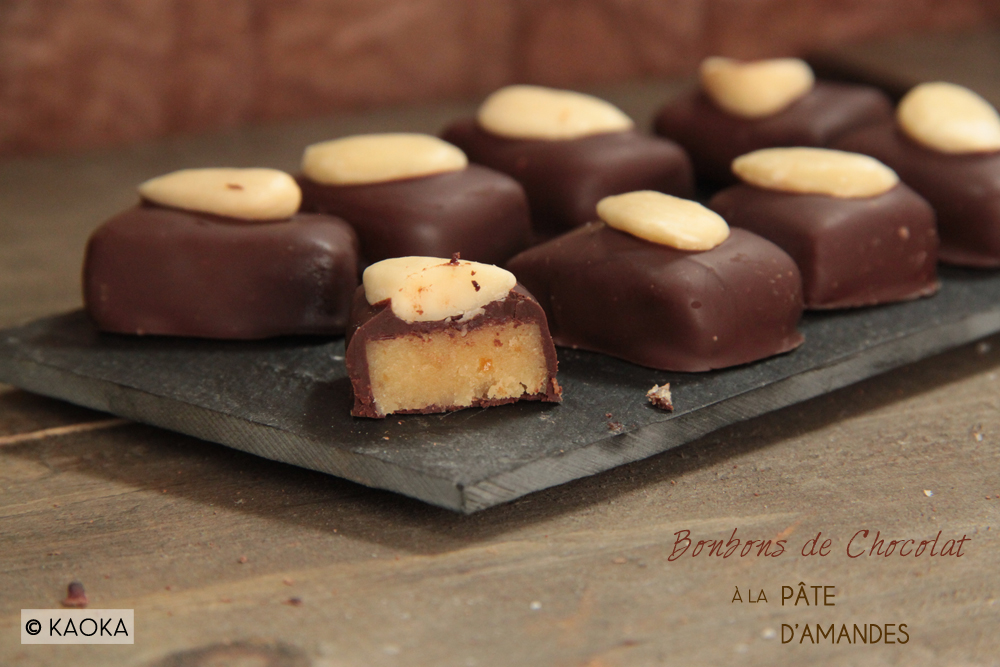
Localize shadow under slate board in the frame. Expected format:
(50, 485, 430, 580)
(0, 267, 998, 513)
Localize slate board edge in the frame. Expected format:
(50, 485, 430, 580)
(0, 355, 465, 511)
(1, 307, 998, 514)
(463, 305, 1000, 511)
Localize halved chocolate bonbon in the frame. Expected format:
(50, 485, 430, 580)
(346, 256, 561, 418)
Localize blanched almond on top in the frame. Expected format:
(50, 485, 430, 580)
(302, 134, 468, 186)
(138, 168, 301, 221)
(363, 256, 517, 324)
(477, 85, 634, 141)
(700, 57, 814, 119)
(732, 147, 899, 199)
(597, 191, 730, 252)
(897, 82, 1000, 154)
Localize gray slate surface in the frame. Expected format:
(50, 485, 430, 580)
(0, 266, 999, 512)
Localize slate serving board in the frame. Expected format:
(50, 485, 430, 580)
(1, 266, 999, 513)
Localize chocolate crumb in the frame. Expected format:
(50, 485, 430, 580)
(61, 581, 88, 608)
(472, 280, 481, 291)
(450, 252, 461, 265)
(285, 597, 303, 607)
(646, 383, 674, 411)
(225, 183, 244, 191)
(551, 378, 563, 398)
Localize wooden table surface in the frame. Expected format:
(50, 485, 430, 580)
(2, 34, 999, 667)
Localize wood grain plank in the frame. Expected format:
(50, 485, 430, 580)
(1, 336, 999, 665)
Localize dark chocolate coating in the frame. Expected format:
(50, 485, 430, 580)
(654, 82, 893, 186)
(833, 121, 1000, 268)
(84, 205, 359, 339)
(298, 164, 531, 267)
(346, 284, 562, 418)
(709, 184, 939, 309)
(507, 225, 804, 372)
(441, 120, 695, 234)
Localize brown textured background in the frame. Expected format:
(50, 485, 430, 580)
(2, 0, 1000, 156)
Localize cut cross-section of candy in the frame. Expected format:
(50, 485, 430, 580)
(346, 257, 561, 418)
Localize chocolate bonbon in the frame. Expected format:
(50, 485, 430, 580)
(346, 256, 561, 418)
(442, 86, 694, 234)
(507, 193, 804, 372)
(833, 83, 1000, 267)
(654, 58, 893, 186)
(710, 148, 938, 309)
(84, 168, 359, 339)
(298, 133, 531, 266)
